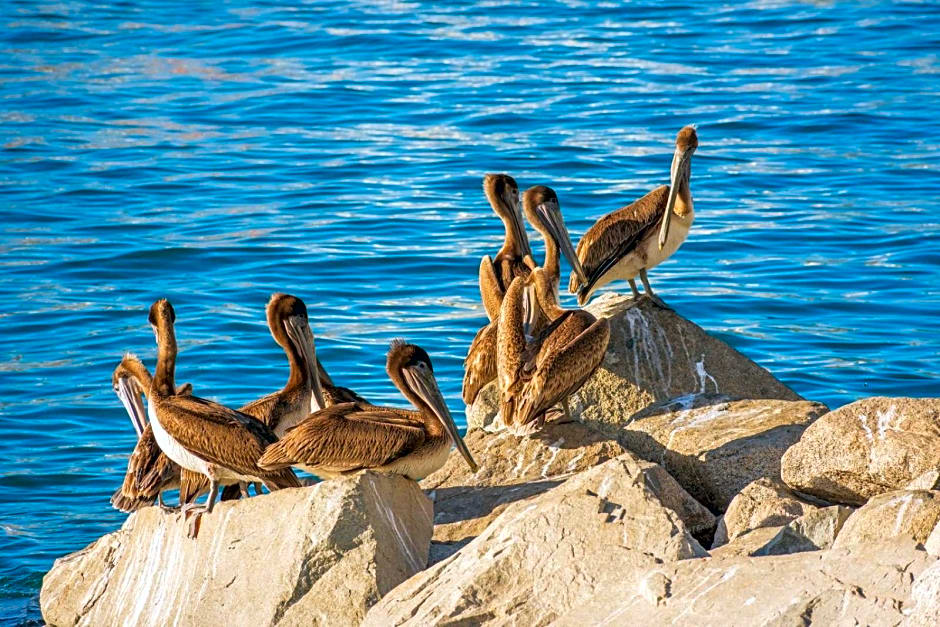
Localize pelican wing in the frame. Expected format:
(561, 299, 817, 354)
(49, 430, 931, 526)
(258, 403, 426, 472)
(463, 321, 497, 405)
(238, 392, 280, 427)
(323, 383, 370, 407)
(571, 185, 669, 294)
(155, 394, 280, 478)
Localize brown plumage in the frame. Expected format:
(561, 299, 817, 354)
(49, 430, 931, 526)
(110, 354, 209, 513)
(478, 173, 536, 321)
(498, 272, 610, 430)
(569, 126, 698, 307)
(315, 355, 370, 407)
(237, 293, 325, 437)
(146, 299, 300, 536)
(463, 184, 586, 407)
(260, 340, 477, 480)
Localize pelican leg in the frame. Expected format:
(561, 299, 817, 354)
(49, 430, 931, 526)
(239, 482, 250, 499)
(561, 398, 575, 423)
(184, 479, 220, 539)
(639, 269, 671, 310)
(629, 279, 641, 301)
(254, 482, 264, 496)
(157, 492, 178, 513)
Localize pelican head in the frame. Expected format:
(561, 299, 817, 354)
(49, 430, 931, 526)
(388, 340, 478, 473)
(483, 173, 531, 258)
(112, 354, 150, 437)
(523, 185, 587, 288)
(267, 293, 326, 412)
(148, 298, 176, 337)
(659, 125, 698, 250)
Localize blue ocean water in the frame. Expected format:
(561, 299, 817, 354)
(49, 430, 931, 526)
(1, 0, 939, 621)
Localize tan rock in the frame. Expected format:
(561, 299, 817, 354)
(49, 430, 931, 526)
(754, 505, 854, 556)
(833, 489, 940, 549)
(926, 521, 940, 556)
(712, 477, 819, 547)
(41, 473, 432, 627)
(782, 396, 940, 505)
(467, 295, 802, 434)
(424, 421, 713, 564)
(907, 468, 940, 490)
(905, 560, 940, 626)
(621, 395, 827, 512)
(708, 526, 784, 558)
(365, 455, 706, 626)
(558, 540, 938, 627)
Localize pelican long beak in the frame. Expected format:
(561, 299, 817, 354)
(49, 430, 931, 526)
(536, 200, 587, 288)
(284, 316, 326, 412)
(505, 193, 532, 259)
(659, 148, 687, 250)
(403, 366, 478, 473)
(115, 377, 147, 438)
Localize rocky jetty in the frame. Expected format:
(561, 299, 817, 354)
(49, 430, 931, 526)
(41, 299, 940, 626)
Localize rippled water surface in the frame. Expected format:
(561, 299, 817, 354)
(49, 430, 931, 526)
(2, 0, 940, 621)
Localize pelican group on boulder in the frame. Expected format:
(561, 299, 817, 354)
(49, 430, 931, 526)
(105, 125, 698, 542)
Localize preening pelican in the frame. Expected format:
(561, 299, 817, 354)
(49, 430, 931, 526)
(498, 272, 609, 431)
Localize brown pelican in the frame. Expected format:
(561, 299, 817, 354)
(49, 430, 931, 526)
(146, 299, 300, 536)
(498, 272, 610, 431)
(237, 293, 325, 437)
(568, 125, 698, 307)
(478, 173, 536, 321)
(462, 185, 586, 407)
(110, 354, 207, 513)
(259, 340, 477, 480)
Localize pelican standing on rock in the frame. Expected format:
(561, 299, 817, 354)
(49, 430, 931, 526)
(478, 173, 535, 321)
(462, 185, 586, 406)
(569, 125, 698, 307)
(498, 271, 610, 431)
(110, 354, 207, 513)
(145, 299, 300, 536)
(259, 340, 477, 480)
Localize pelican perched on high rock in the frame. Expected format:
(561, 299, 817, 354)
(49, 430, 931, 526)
(110, 354, 207, 513)
(462, 185, 586, 406)
(146, 299, 300, 537)
(478, 173, 535, 321)
(259, 340, 477, 480)
(569, 125, 698, 307)
(498, 271, 610, 431)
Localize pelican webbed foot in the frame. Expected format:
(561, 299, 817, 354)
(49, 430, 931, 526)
(181, 478, 220, 539)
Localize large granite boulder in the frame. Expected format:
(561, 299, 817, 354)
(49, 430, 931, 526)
(364, 454, 706, 626)
(782, 397, 940, 505)
(424, 422, 715, 563)
(621, 395, 827, 512)
(40, 473, 432, 627)
(557, 540, 938, 626)
(833, 489, 940, 549)
(467, 294, 803, 434)
(712, 477, 821, 547)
